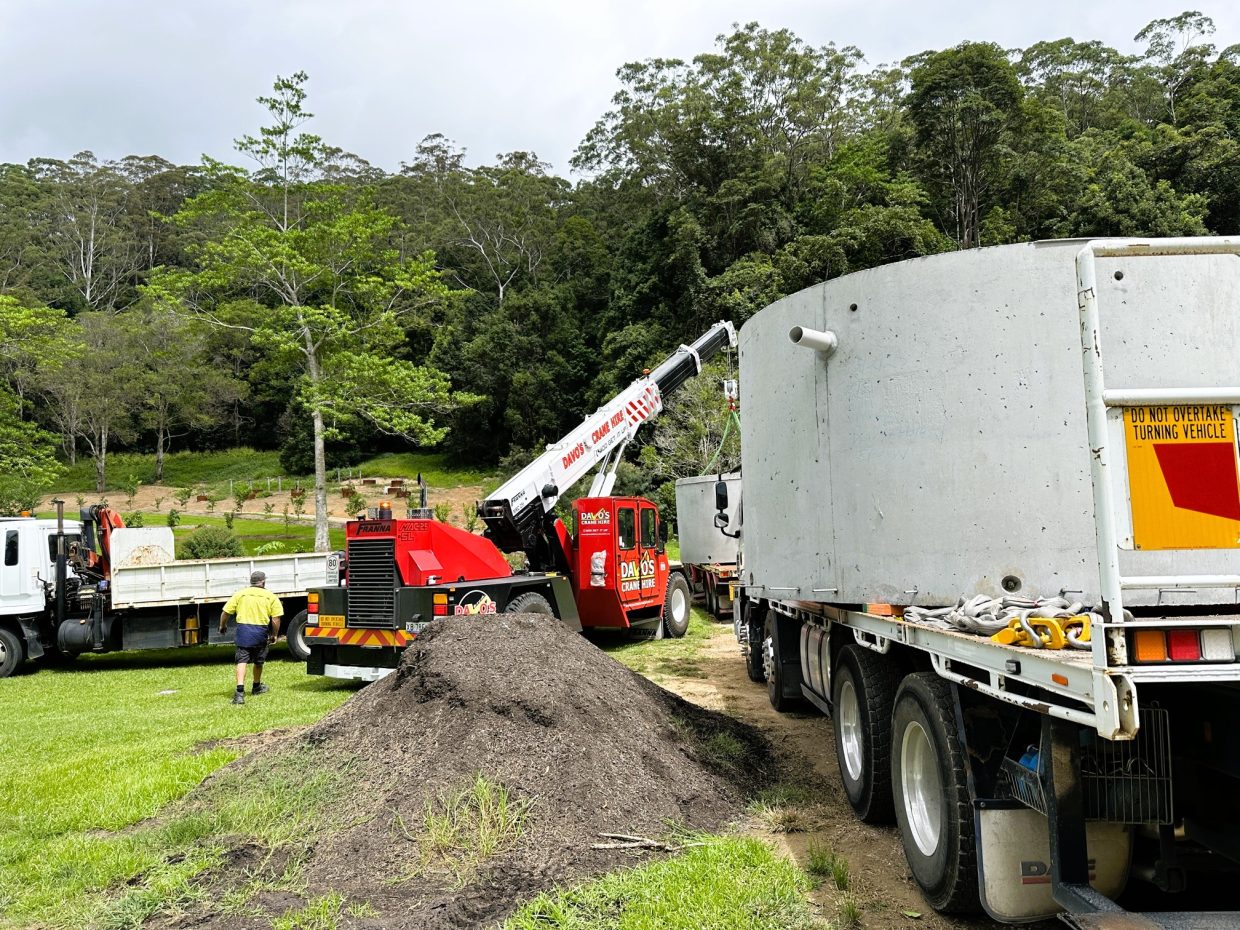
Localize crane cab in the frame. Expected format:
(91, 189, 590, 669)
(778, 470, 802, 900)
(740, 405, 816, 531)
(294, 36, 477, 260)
(567, 496, 671, 630)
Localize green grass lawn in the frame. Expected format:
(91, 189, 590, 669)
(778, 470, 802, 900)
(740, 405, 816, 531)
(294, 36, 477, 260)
(504, 834, 822, 930)
(594, 606, 716, 681)
(52, 448, 493, 495)
(0, 646, 360, 928)
(355, 451, 495, 487)
(172, 515, 347, 556)
(57, 449, 286, 493)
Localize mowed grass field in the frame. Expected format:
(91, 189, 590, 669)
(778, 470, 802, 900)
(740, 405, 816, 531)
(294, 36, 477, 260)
(53, 449, 495, 495)
(0, 610, 823, 929)
(0, 646, 360, 927)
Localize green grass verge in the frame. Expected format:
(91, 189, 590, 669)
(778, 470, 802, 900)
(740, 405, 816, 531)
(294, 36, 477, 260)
(172, 515, 346, 556)
(356, 451, 495, 487)
(0, 646, 360, 927)
(55, 449, 286, 493)
(596, 607, 715, 680)
(502, 834, 821, 930)
(51, 448, 491, 496)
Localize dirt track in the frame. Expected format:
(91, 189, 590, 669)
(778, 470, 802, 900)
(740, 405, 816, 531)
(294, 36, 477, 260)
(655, 621, 996, 930)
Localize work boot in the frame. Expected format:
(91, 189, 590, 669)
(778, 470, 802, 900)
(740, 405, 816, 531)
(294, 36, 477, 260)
(252, 683, 270, 696)
(231, 690, 245, 705)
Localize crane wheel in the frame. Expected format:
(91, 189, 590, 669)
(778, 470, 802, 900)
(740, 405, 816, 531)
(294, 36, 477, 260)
(504, 592, 555, 615)
(661, 573, 691, 638)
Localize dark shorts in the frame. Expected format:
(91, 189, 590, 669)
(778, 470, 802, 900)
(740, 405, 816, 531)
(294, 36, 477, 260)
(235, 641, 269, 665)
(234, 624, 270, 665)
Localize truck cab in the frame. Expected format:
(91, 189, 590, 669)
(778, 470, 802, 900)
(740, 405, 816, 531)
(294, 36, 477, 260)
(568, 496, 686, 634)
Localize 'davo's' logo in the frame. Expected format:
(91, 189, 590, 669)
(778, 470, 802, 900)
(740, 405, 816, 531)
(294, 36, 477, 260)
(454, 591, 497, 615)
(580, 508, 610, 526)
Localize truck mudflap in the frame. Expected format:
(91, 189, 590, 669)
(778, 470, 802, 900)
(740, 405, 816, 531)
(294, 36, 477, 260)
(975, 804, 1130, 922)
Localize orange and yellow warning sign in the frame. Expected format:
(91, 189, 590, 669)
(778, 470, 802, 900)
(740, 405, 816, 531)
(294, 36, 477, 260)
(1124, 405, 1240, 549)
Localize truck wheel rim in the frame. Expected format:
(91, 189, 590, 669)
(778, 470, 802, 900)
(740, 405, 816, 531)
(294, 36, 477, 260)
(900, 720, 943, 856)
(762, 636, 776, 680)
(839, 678, 863, 782)
(670, 586, 688, 624)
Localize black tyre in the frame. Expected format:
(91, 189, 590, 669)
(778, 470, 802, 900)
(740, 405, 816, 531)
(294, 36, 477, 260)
(833, 645, 899, 824)
(764, 612, 803, 712)
(661, 573, 691, 638)
(743, 605, 766, 683)
(704, 575, 718, 618)
(890, 673, 979, 914)
(0, 627, 24, 678)
(286, 610, 311, 661)
(505, 591, 555, 615)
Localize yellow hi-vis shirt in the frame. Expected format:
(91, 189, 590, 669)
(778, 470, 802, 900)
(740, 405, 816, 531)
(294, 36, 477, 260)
(223, 586, 284, 626)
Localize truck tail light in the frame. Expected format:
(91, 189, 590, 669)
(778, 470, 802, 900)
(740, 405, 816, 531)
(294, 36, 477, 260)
(1131, 628, 1235, 663)
(1133, 630, 1167, 663)
(308, 592, 319, 615)
(433, 593, 448, 616)
(1166, 630, 1201, 661)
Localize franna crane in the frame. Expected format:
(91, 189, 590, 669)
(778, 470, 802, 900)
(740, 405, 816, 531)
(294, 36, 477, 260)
(301, 321, 737, 681)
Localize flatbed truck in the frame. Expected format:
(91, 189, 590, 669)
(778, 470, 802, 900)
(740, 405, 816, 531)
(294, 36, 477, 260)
(710, 238, 1240, 927)
(0, 504, 332, 676)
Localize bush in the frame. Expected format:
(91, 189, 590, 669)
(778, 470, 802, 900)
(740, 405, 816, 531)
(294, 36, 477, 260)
(123, 512, 145, 528)
(166, 509, 181, 528)
(180, 526, 244, 560)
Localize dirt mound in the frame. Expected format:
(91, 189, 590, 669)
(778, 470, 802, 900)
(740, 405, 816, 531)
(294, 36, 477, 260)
(192, 614, 774, 929)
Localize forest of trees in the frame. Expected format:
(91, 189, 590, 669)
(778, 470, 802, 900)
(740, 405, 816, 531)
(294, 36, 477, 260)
(2, 12, 1237, 532)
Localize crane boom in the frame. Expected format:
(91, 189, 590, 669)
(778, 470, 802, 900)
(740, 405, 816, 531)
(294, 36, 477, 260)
(480, 321, 737, 561)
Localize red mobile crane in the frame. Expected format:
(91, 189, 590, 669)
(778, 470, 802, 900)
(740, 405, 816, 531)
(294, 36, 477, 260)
(303, 322, 737, 681)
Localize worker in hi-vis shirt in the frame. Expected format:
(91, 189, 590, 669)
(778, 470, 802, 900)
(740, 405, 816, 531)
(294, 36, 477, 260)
(219, 570, 284, 705)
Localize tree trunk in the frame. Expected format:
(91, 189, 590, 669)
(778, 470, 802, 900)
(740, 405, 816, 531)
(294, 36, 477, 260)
(155, 428, 166, 483)
(94, 430, 108, 493)
(312, 407, 329, 552)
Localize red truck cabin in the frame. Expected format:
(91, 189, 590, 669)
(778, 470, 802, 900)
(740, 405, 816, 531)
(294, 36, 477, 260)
(570, 496, 669, 629)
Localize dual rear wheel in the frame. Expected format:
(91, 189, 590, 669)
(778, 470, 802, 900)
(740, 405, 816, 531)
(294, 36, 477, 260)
(828, 650, 979, 913)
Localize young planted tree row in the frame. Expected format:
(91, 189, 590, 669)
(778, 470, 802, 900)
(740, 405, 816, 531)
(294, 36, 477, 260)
(1, 12, 1236, 542)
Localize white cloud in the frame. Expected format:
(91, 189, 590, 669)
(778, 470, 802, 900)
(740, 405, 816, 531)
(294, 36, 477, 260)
(0, 0, 1235, 174)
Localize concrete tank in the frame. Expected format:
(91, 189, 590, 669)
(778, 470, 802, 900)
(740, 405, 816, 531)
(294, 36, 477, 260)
(738, 239, 1240, 608)
(675, 473, 741, 565)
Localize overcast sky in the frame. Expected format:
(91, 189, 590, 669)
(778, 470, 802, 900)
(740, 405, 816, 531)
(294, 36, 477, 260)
(2, 0, 1237, 176)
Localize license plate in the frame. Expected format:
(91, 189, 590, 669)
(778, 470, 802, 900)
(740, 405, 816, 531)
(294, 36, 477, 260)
(316, 614, 345, 629)
(406, 621, 429, 634)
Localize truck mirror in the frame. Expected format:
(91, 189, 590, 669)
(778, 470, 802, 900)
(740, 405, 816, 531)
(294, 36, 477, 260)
(714, 512, 730, 529)
(659, 521, 670, 543)
(714, 480, 729, 511)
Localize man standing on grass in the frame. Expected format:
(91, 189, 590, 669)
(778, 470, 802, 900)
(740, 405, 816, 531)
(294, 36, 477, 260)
(219, 570, 284, 705)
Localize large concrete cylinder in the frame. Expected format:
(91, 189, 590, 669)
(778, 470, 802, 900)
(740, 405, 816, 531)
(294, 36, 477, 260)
(738, 240, 1240, 608)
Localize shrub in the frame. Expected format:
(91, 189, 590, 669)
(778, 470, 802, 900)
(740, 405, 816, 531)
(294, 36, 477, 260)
(232, 482, 251, 512)
(173, 487, 193, 507)
(347, 492, 367, 515)
(123, 512, 145, 528)
(433, 502, 452, 523)
(166, 509, 181, 528)
(462, 502, 479, 533)
(180, 526, 244, 559)
(224, 510, 236, 530)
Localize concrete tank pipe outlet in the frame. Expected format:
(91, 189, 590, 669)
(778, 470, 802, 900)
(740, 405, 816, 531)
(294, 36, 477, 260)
(789, 325, 839, 357)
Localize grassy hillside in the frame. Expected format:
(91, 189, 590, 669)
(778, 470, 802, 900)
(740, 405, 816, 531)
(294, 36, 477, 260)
(52, 449, 494, 494)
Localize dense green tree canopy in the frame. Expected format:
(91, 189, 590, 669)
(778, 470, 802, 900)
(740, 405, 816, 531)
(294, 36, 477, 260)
(1, 11, 1238, 517)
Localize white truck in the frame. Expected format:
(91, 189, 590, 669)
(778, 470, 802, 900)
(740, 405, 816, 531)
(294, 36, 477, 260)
(675, 472, 741, 620)
(0, 503, 333, 677)
(707, 238, 1240, 926)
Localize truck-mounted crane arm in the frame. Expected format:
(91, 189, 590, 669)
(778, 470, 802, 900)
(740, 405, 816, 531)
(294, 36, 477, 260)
(480, 321, 736, 566)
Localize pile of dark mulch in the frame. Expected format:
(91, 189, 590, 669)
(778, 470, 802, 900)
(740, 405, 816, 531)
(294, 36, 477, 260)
(176, 614, 775, 930)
